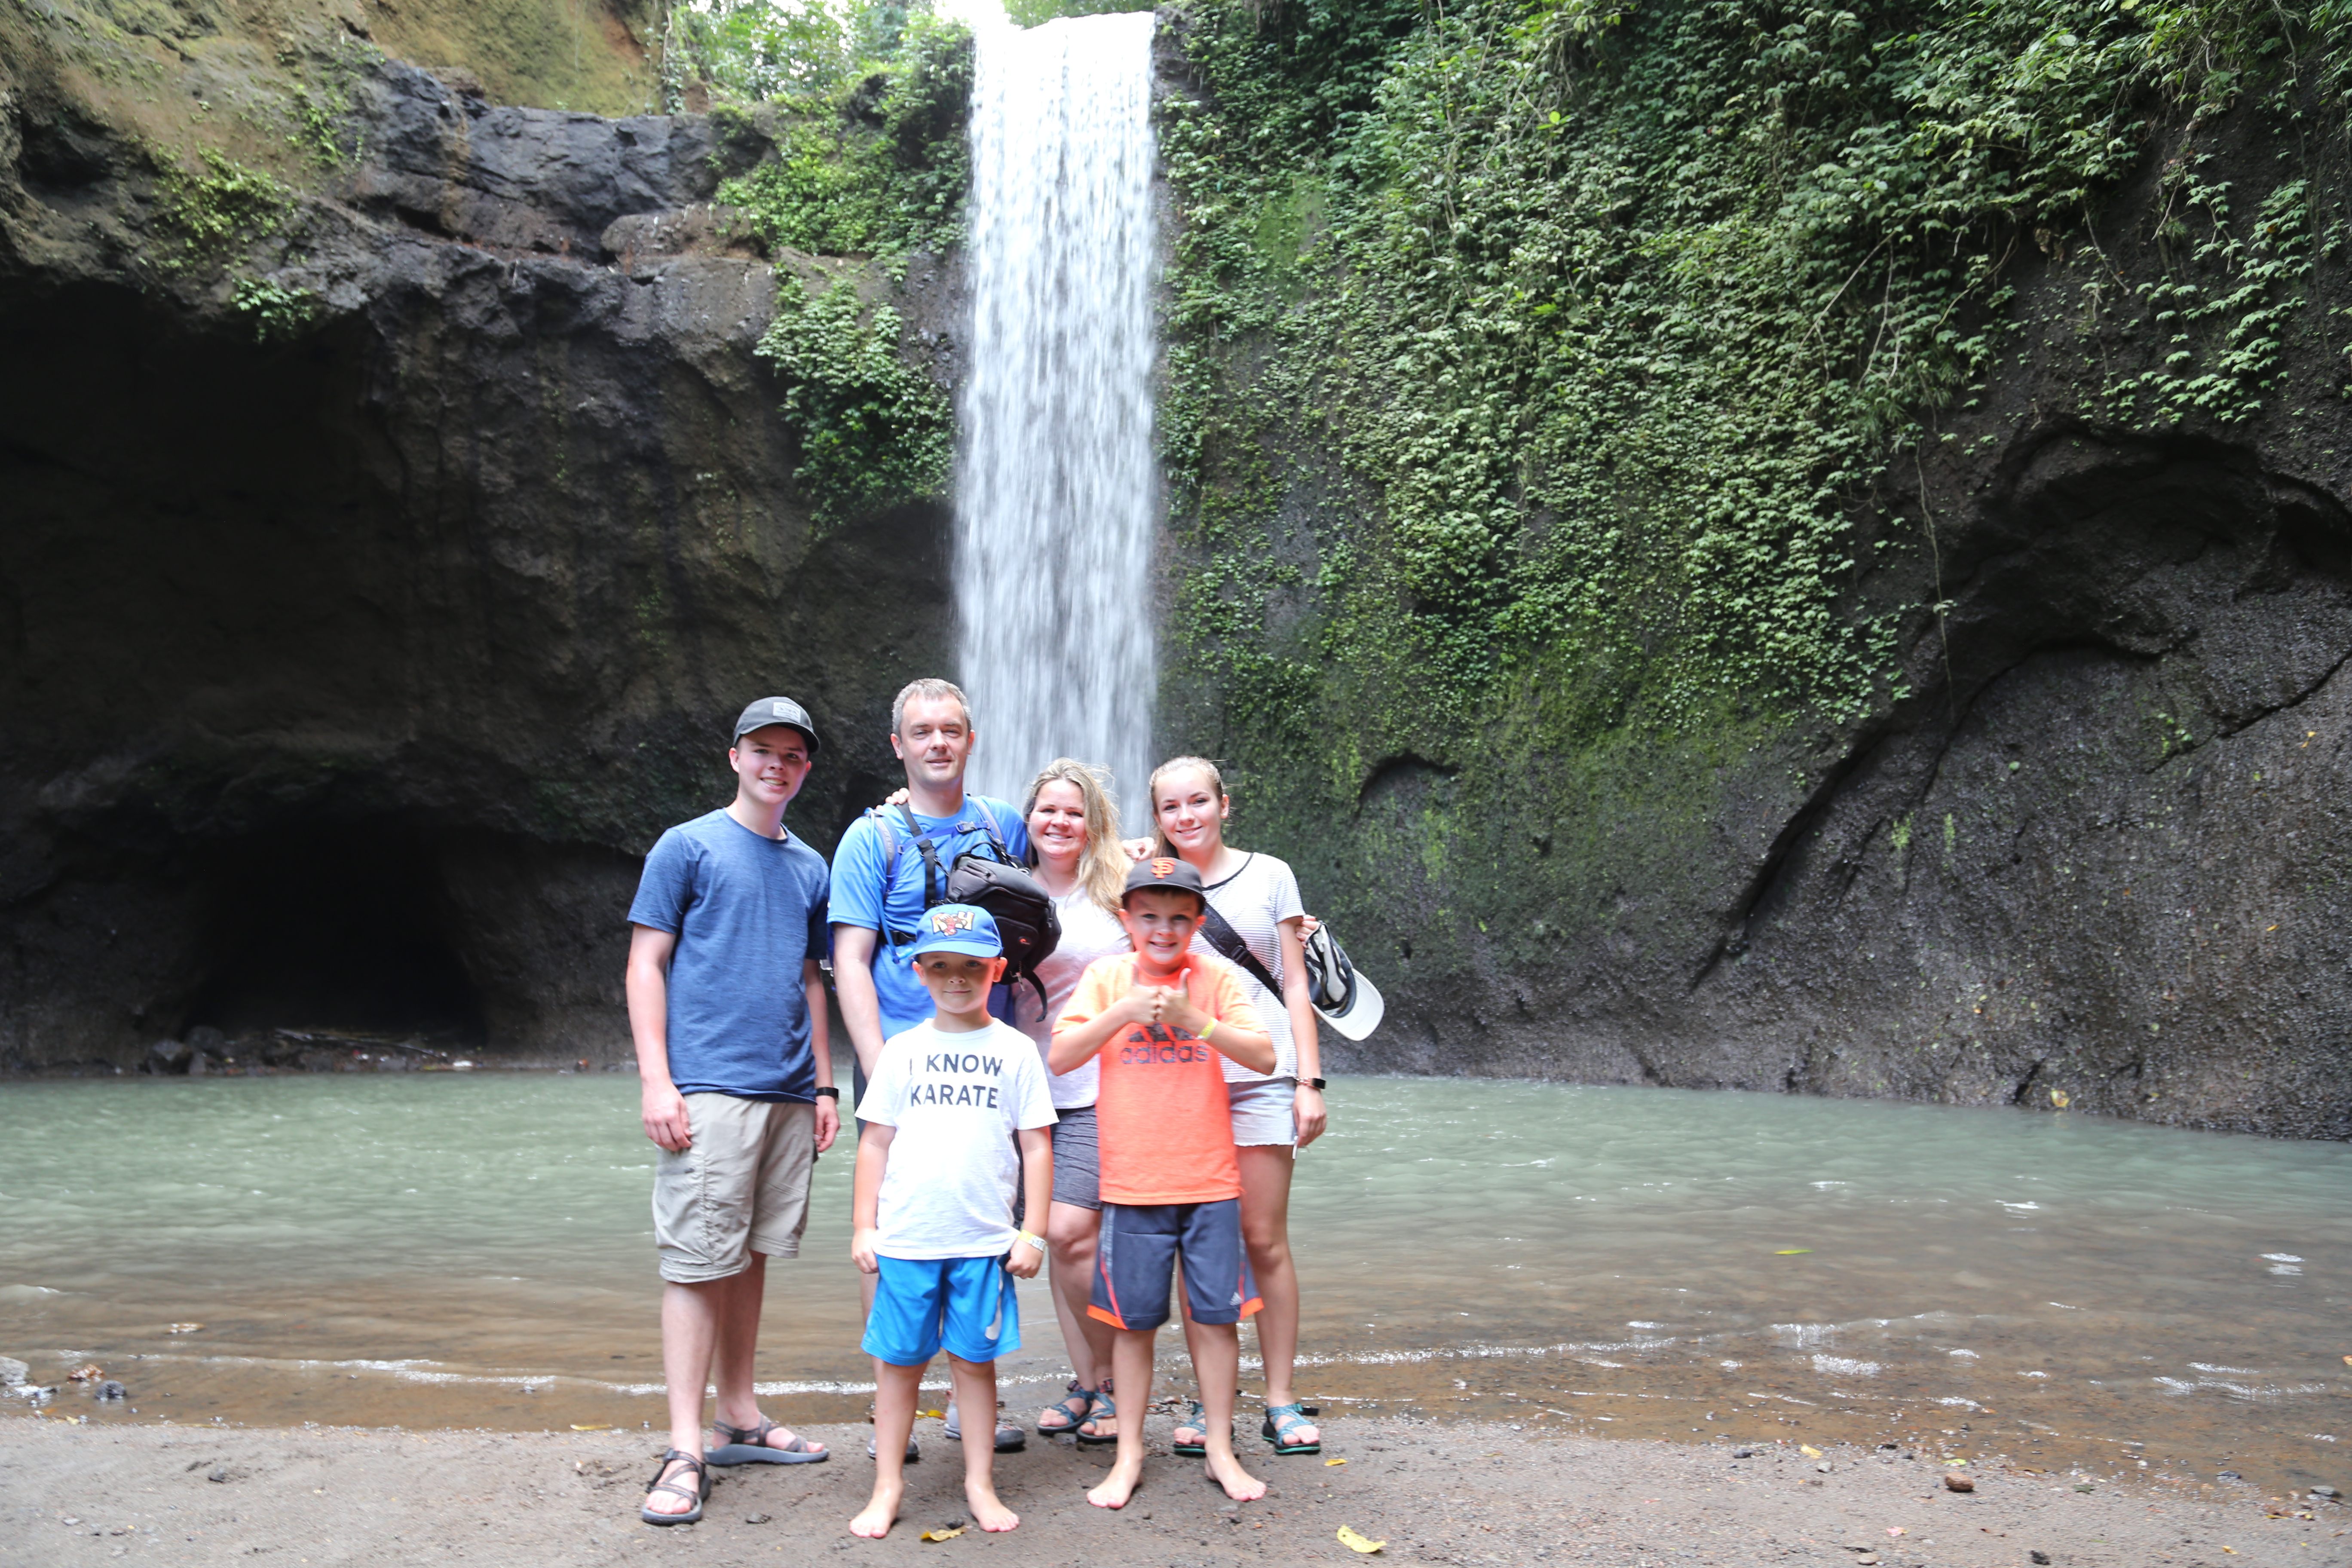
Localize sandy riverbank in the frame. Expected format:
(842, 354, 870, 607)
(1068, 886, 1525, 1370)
(2, 1413, 2338, 1568)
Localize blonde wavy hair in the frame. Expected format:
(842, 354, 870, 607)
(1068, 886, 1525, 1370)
(1146, 755, 1227, 858)
(1022, 758, 1127, 913)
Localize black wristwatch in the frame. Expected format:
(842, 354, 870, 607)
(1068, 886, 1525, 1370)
(1295, 1076, 1327, 1091)
(813, 1086, 840, 1099)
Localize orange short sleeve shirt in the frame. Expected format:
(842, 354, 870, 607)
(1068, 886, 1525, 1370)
(1054, 954, 1266, 1206)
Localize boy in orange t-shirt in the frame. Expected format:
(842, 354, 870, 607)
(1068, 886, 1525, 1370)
(1050, 855, 1277, 1510)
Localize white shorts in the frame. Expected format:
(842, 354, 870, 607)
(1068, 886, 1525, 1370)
(1226, 1076, 1296, 1148)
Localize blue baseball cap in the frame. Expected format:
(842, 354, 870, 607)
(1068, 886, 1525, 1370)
(906, 903, 1003, 962)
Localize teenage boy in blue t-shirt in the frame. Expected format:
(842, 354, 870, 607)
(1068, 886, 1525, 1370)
(830, 677, 1030, 1454)
(625, 697, 840, 1528)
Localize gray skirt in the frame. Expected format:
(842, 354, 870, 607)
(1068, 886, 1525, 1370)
(1049, 1104, 1101, 1211)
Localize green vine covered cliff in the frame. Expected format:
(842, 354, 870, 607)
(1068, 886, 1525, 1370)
(1162, 0, 2345, 735)
(1148, 0, 2352, 1132)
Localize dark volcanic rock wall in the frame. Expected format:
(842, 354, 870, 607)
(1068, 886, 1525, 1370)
(0, 32, 959, 1066)
(1386, 429, 2352, 1139)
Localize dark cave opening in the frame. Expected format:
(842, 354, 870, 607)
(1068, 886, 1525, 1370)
(185, 822, 487, 1044)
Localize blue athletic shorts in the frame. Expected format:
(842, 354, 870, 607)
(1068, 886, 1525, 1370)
(1087, 1198, 1262, 1332)
(863, 1254, 1021, 1367)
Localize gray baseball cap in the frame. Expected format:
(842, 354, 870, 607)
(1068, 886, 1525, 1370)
(732, 697, 820, 755)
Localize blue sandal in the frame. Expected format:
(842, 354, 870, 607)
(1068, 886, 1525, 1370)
(1172, 1400, 1211, 1458)
(1262, 1401, 1322, 1455)
(1038, 1381, 1098, 1435)
(1075, 1384, 1119, 1446)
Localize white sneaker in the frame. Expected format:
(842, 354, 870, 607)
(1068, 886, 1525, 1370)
(943, 1398, 1026, 1452)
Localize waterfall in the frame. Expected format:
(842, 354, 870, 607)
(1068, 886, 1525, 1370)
(956, 9, 1159, 816)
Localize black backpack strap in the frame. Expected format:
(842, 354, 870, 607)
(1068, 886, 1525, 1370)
(874, 802, 944, 951)
(897, 800, 947, 910)
(968, 797, 1019, 865)
(1197, 899, 1283, 1001)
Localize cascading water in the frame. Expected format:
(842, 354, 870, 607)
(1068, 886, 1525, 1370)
(956, 10, 1159, 812)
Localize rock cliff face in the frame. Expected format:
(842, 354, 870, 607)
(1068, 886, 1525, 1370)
(0, 6, 963, 1064)
(1317, 423, 2352, 1139)
(5, 3, 2346, 1139)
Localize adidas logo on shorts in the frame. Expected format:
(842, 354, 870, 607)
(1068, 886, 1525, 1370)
(1230, 1291, 1243, 1307)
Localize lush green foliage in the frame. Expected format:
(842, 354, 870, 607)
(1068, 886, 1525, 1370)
(232, 278, 322, 343)
(1161, 0, 2337, 753)
(712, 13, 973, 256)
(664, 0, 928, 104)
(1003, 0, 1154, 24)
(154, 149, 293, 269)
(677, 3, 969, 524)
(752, 277, 954, 525)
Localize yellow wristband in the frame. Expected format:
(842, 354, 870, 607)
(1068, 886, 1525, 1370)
(1014, 1231, 1044, 1251)
(1197, 1019, 1217, 1043)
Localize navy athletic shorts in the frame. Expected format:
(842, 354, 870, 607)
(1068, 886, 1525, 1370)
(1087, 1197, 1262, 1332)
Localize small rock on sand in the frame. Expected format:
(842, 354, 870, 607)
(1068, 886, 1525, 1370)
(0, 1358, 26, 1387)
(1944, 1472, 1975, 1493)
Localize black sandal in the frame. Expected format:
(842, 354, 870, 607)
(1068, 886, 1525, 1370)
(640, 1449, 709, 1526)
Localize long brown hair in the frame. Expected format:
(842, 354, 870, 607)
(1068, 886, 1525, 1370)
(1022, 758, 1126, 913)
(1146, 755, 1227, 859)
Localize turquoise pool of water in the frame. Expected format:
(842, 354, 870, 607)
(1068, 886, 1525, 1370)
(1, 1074, 2343, 1488)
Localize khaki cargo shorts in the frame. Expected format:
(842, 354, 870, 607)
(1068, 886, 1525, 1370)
(651, 1094, 816, 1284)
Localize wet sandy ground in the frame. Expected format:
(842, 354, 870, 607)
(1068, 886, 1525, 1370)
(2, 1412, 2342, 1568)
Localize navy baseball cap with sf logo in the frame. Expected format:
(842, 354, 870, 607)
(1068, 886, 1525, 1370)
(1121, 855, 1206, 906)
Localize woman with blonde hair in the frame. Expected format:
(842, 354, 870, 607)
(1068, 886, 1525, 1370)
(1146, 755, 1326, 1458)
(1013, 758, 1135, 1445)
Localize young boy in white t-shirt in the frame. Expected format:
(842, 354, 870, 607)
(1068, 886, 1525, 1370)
(851, 903, 1056, 1538)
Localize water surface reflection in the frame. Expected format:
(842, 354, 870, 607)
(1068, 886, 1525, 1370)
(2, 1074, 2342, 1488)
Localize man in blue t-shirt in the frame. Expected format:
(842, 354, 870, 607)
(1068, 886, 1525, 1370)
(625, 697, 839, 1525)
(830, 675, 1029, 1455)
(829, 677, 1031, 1062)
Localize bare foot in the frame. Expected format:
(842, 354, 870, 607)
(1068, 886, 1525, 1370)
(1204, 1450, 1266, 1502)
(850, 1478, 903, 1539)
(1087, 1454, 1144, 1510)
(966, 1478, 1020, 1532)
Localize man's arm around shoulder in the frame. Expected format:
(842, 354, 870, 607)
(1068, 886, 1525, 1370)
(832, 925, 887, 1078)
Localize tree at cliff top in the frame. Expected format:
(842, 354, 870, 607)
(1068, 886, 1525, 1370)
(1160, 0, 2352, 769)
(662, 2, 973, 525)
